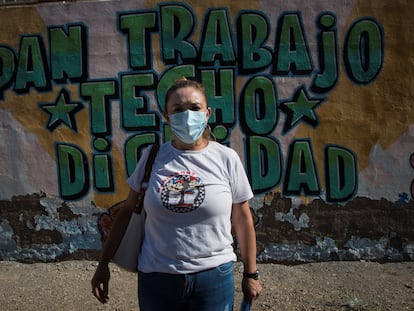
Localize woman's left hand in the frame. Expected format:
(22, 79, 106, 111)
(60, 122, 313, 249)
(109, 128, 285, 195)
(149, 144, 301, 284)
(242, 277, 262, 303)
(91, 262, 111, 304)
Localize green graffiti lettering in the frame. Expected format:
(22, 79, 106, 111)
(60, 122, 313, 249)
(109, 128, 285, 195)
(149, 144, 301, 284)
(344, 18, 384, 84)
(157, 64, 196, 112)
(0, 7, 377, 203)
(273, 12, 312, 75)
(50, 24, 87, 82)
(311, 13, 338, 93)
(200, 69, 235, 125)
(120, 73, 158, 130)
(93, 154, 114, 192)
(15, 35, 49, 93)
(247, 136, 282, 193)
(81, 80, 118, 135)
(0, 46, 16, 100)
(119, 11, 157, 69)
(56, 143, 89, 200)
(240, 75, 278, 135)
(284, 139, 321, 195)
(237, 11, 272, 73)
(159, 3, 197, 64)
(199, 9, 235, 65)
(325, 145, 358, 202)
(124, 132, 158, 176)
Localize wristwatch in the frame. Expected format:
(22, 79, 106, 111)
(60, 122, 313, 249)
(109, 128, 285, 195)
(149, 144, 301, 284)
(243, 270, 259, 280)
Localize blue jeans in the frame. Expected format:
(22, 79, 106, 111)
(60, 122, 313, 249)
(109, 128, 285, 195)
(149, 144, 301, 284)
(138, 261, 235, 311)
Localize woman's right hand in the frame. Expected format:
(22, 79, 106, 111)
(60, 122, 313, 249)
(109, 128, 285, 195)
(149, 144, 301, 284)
(91, 262, 111, 304)
(91, 190, 138, 304)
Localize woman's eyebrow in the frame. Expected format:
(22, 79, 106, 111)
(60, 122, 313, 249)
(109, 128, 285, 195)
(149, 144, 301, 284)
(170, 101, 203, 107)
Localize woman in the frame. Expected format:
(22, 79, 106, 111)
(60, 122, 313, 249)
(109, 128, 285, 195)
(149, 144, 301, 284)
(91, 78, 262, 310)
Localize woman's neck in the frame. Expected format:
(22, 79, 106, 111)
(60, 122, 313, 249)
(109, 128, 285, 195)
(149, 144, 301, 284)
(172, 138, 209, 150)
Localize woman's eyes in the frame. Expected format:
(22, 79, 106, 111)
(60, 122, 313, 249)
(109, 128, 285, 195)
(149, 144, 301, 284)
(173, 106, 201, 113)
(172, 108, 185, 113)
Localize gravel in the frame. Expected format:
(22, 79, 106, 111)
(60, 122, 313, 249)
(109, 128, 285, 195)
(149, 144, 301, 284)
(0, 260, 413, 310)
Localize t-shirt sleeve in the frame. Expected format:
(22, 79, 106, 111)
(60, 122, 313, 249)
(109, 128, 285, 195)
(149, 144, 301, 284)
(126, 145, 152, 192)
(228, 148, 254, 203)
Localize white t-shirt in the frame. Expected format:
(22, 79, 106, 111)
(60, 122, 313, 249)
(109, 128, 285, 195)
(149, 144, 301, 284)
(127, 141, 254, 274)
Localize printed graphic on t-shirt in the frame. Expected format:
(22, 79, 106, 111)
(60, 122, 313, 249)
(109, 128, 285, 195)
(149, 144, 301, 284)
(160, 172, 205, 213)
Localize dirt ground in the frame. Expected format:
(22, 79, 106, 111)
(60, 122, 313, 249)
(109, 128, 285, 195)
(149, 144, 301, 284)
(0, 260, 413, 311)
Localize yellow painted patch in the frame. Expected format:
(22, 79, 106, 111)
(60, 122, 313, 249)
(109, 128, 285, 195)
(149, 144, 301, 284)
(295, 1, 414, 183)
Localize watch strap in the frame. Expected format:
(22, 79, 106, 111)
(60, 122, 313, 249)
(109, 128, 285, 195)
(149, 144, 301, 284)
(243, 270, 259, 280)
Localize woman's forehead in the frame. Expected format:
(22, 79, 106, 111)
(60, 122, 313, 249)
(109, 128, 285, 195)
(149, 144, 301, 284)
(167, 87, 207, 106)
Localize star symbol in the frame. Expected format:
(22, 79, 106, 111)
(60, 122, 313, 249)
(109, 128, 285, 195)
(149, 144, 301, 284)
(39, 88, 83, 132)
(279, 87, 324, 134)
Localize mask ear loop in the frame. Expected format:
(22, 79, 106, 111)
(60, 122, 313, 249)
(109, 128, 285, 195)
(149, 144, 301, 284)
(207, 124, 217, 141)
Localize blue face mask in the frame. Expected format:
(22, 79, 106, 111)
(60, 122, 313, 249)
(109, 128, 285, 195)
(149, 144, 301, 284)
(169, 110, 207, 144)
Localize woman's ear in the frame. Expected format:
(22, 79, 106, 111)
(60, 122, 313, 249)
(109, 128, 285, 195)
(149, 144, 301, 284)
(163, 111, 170, 123)
(206, 107, 212, 120)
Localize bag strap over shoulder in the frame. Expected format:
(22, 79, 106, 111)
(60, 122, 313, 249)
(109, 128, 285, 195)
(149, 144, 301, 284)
(141, 144, 159, 190)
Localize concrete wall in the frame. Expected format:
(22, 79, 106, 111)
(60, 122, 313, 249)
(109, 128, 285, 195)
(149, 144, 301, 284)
(0, 0, 413, 263)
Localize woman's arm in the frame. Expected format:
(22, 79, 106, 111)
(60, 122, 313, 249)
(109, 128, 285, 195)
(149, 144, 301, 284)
(232, 200, 262, 303)
(91, 189, 140, 304)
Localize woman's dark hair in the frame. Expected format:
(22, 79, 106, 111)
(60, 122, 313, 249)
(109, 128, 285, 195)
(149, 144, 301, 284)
(164, 78, 208, 113)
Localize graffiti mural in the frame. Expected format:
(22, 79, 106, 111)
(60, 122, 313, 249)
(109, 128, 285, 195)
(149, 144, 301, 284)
(0, 0, 413, 263)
